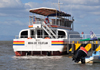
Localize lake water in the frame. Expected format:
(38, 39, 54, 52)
(0, 41, 100, 70)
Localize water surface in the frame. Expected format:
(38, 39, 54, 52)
(0, 41, 100, 70)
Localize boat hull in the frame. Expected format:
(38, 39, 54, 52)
(13, 39, 70, 56)
(14, 51, 67, 56)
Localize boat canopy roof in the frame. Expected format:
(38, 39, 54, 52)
(29, 7, 71, 17)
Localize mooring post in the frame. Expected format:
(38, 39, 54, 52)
(51, 51, 53, 55)
(26, 52, 27, 56)
(40, 51, 42, 55)
(92, 42, 93, 51)
(31, 51, 33, 56)
(21, 51, 22, 56)
(71, 41, 75, 54)
(67, 43, 69, 53)
(95, 41, 98, 51)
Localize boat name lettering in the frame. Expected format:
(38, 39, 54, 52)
(38, 42, 48, 44)
(28, 42, 33, 44)
(28, 42, 48, 44)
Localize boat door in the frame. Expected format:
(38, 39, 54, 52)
(35, 29, 43, 49)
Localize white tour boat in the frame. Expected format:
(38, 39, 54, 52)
(13, 7, 81, 56)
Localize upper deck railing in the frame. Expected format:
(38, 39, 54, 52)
(29, 16, 74, 29)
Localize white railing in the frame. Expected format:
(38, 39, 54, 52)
(68, 34, 100, 43)
(42, 22, 56, 38)
(68, 34, 82, 43)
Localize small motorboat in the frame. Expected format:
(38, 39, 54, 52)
(72, 47, 88, 64)
(84, 51, 100, 63)
(73, 48, 100, 64)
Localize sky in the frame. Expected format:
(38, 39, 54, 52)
(0, 0, 100, 40)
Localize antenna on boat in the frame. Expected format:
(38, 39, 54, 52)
(53, 0, 63, 11)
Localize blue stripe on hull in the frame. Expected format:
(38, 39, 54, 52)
(13, 44, 24, 46)
(52, 44, 64, 45)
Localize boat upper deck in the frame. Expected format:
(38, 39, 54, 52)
(29, 7, 74, 30)
(14, 7, 81, 40)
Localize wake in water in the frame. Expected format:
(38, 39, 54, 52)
(12, 56, 62, 60)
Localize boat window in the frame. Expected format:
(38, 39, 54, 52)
(21, 31, 28, 38)
(68, 32, 80, 38)
(31, 30, 35, 38)
(37, 29, 48, 38)
(58, 31, 66, 38)
(37, 30, 43, 38)
(52, 19, 72, 27)
(44, 30, 48, 38)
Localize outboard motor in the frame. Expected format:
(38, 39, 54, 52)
(72, 47, 88, 64)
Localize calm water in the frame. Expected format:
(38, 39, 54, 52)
(0, 41, 100, 70)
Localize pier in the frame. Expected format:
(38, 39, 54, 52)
(66, 41, 100, 56)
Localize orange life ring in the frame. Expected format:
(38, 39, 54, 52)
(45, 37, 50, 39)
(44, 18, 49, 24)
(27, 37, 32, 39)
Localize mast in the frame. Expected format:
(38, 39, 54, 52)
(58, 0, 60, 11)
(53, 0, 63, 11)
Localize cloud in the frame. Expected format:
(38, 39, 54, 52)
(0, 0, 24, 8)
(62, 0, 100, 5)
(0, 0, 30, 17)
(0, 19, 27, 25)
(25, 1, 54, 9)
(90, 12, 100, 15)
(25, 2, 39, 8)
(81, 25, 88, 27)
(24, 0, 100, 19)
(0, 0, 100, 18)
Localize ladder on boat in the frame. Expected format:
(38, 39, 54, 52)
(42, 22, 56, 38)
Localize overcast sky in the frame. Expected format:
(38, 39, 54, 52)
(0, 0, 100, 40)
